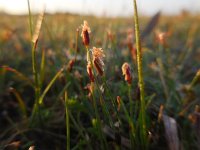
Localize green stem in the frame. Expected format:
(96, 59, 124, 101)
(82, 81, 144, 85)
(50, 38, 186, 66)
(27, 4, 41, 125)
(102, 76, 121, 124)
(120, 97, 135, 148)
(75, 29, 79, 62)
(91, 57, 115, 128)
(86, 48, 108, 150)
(31, 42, 40, 99)
(156, 57, 169, 100)
(128, 84, 133, 119)
(65, 92, 70, 150)
(94, 72, 115, 129)
(27, 0, 33, 37)
(39, 68, 64, 105)
(69, 112, 93, 150)
(189, 70, 200, 90)
(133, 0, 147, 148)
(157, 44, 169, 100)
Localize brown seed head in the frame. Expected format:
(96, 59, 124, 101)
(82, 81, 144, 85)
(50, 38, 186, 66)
(87, 63, 94, 82)
(32, 11, 44, 44)
(92, 47, 105, 76)
(81, 20, 91, 47)
(122, 62, 132, 84)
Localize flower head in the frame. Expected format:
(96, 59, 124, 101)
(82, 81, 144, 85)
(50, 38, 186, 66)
(81, 20, 91, 47)
(122, 62, 132, 84)
(87, 62, 94, 82)
(92, 47, 105, 76)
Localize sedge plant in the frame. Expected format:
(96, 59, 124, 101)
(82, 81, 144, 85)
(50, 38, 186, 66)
(81, 21, 108, 149)
(27, 1, 64, 126)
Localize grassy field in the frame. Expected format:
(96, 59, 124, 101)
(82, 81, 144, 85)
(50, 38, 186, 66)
(0, 5, 200, 150)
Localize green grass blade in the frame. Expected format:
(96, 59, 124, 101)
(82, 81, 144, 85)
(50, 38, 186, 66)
(39, 68, 64, 105)
(40, 48, 46, 88)
(133, 0, 148, 148)
(27, 0, 33, 38)
(65, 91, 70, 150)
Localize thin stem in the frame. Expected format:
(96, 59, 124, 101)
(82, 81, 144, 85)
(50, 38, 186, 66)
(40, 48, 46, 88)
(87, 49, 115, 128)
(39, 68, 64, 105)
(102, 76, 121, 124)
(133, 0, 147, 148)
(65, 92, 70, 150)
(86, 48, 108, 150)
(157, 44, 169, 100)
(27, 0, 33, 37)
(128, 84, 133, 119)
(90, 55, 115, 128)
(156, 57, 169, 100)
(69, 112, 93, 150)
(120, 97, 135, 148)
(91, 82, 108, 150)
(189, 70, 200, 90)
(75, 29, 79, 62)
(27, 3, 42, 125)
(30, 41, 41, 125)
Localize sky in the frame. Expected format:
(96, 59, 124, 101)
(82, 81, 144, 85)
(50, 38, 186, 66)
(0, 0, 199, 17)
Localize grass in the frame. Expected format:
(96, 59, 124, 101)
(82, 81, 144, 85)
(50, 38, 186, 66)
(133, 0, 148, 148)
(0, 1, 200, 149)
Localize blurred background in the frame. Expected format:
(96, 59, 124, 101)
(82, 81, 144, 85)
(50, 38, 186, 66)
(0, 0, 200, 17)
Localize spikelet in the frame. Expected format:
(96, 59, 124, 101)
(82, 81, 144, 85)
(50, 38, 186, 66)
(32, 11, 44, 44)
(87, 63, 94, 82)
(81, 20, 91, 47)
(122, 62, 132, 84)
(92, 47, 105, 76)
